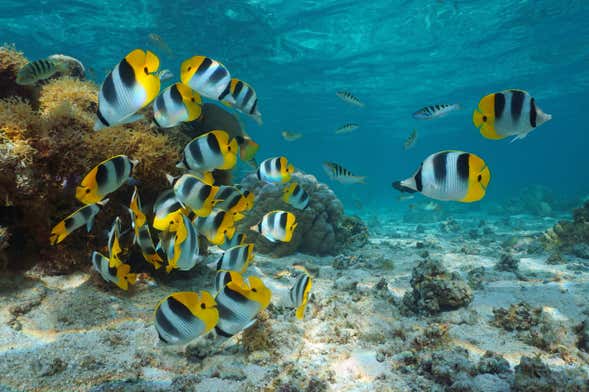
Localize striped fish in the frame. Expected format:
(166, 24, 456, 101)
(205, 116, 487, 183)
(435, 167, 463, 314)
(180, 56, 235, 104)
(49, 200, 108, 245)
(94, 49, 161, 130)
(412, 104, 461, 120)
(16, 58, 67, 85)
(473, 89, 552, 142)
(282, 182, 309, 210)
(165, 214, 202, 273)
(289, 272, 312, 320)
(322, 162, 365, 184)
(91, 251, 136, 291)
(214, 272, 271, 338)
(335, 123, 359, 135)
(336, 91, 364, 107)
(177, 130, 239, 172)
(209, 243, 255, 273)
(257, 156, 295, 184)
(107, 217, 123, 266)
(195, 209, 236, 245)
(153, 83, 202, 128)
(219, 232, 247, 251)
(250, 210, 297, 243)
(392, 150, 491, 203)
(224, 78, 262, 125)
(168, 173, 220, 217)
(75, 155, 138, 205)
(404, 129, 418, 150)
(215, 186, 254, 221)
(154, 291, 219, 345)
(128, 187, 163, 269)
(152, 189, 187, 232)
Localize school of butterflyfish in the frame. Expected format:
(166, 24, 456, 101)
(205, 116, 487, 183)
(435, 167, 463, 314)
(46, 43, 551, 346)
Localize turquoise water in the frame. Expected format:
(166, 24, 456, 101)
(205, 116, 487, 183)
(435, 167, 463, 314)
(4, 0, 589, 208)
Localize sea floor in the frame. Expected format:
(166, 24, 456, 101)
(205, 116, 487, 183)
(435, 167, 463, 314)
(1, 211, 589, 391)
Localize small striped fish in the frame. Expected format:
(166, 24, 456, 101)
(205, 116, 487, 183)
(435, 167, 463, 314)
(16, 58, 67, 85)
(335, 123, 359, 134)
(322, 162, 365, 184)
(412, 104, 461, 120)
(404, 129, 418, 150)
(336, 91, 364, 107)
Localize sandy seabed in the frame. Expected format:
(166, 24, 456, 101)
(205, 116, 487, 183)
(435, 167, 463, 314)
(1, 211, 588, 392)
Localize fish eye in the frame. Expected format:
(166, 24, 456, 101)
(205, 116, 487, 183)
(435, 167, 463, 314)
(191, 98, 195, 102)
(187, 66, 192, 71)
(252, 288, 257, 292)
(482, 116, 487, 122)
(477, 174, 482, 182)
(200, 303, 206, 309)
(86, 189, 91, 194)
(224, 229, 228, 234)
(144, 66, 148, 74)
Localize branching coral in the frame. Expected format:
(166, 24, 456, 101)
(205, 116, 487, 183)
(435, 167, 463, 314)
(38, 77, 98, 115)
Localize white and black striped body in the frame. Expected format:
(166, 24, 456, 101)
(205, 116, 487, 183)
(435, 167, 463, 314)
(214, 244, 254, 272)
(289, 273, 311, 309)
(401, 151, 471, 201)
(283, 183, 309, 210)
(412, 104, 460, 120)
(91, 251, 120, 286)
(257, 157, 291, 183)
(227, 79, 262, 124)
(219, 232, 247, 250)
(64, 203, 102, 234)
(257, 211, 289, 243)
(135, 224, 158, 259)
(154, 295, 206, 344)
(95, 58, 147, 129)
(215, 186, 243, 211)
(335, 123, 359, 134)
(172, 174, 215, 213)
(107, 217, 122, 262)
(168, 215, 201, 271)
(178, 132, 226, 172)
(153, 84, 190, 128)
(492, 90, 543, 137)
(336, 91, 364, 107)
(184, 57, 233, 102)
(214, 273, 261, 338)
(16, 59, 60, 85)
(322, 162, 364, 184)
(87, 155, 135, 201)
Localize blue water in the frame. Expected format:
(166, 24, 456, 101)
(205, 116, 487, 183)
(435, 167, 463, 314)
(4, 0, 589, 209)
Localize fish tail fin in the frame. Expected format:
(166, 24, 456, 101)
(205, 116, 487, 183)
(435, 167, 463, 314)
(392, 181, 417, 193)
(358, 176, 366, 184)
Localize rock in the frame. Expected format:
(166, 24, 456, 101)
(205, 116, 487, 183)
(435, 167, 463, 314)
(31, 358, 67, 377)
(495, 252, 519, 272)
(467, 267, 486, 290)
(546, 253, 566, 265)
(513, 356, 589, 391)
(575, 318, 589, 352)
(543, 201, 589, 251)
(477, 351, 511, 375)
(572, 244, 589, 259)
(450, 374, 511, 392)
(422, 347, 474, 386)
(237, 172, 368, 257)
(401, 258, 473, 315)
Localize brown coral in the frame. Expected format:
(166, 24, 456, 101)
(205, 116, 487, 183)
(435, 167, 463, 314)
(0, 44, 39, 105)
(38, 77, 98, 115)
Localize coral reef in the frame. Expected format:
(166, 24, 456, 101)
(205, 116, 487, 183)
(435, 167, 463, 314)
(513, 356, 588, 391)
(0, 44, 38, 105)
(401, 257, 473, 315)
(492, 302, 573, 353)
(544, 201, 589, 251)
(238, 172, 367, 257)
(495, 252, 520, 272)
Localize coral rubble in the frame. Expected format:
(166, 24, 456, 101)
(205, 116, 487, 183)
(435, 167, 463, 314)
(401, 257, 473, 315)
(544, 201, 589, 251)
(238, 172, 368, 257)
(514, 356, 588, 391)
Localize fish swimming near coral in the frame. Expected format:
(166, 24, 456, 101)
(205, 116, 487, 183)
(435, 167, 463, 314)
(322, 162, 365, 184)
(49, 200, 109, 245)
(289, 272, 312, 320)
(167, 173, 220, 217)
(251, 210, 298, 243)
(214, 185, 254, 221)
(412, 104, 461, 120)
(257, 156, 295, 183)
(336, 91, 364, 107)
(91, 251, 137, 291)
(128, 188, 163, 269)
(180, 55, 235, 104)
(282, 131, 303, 141)
(224, 78, 262, 125)
(335, 123, 359, 135)
(404, 128, 418, 150)
(152, 189, 187, 232)
(16, 58, 68, 85)
(153, 83, 202, 128)
(473, 89, 552, 142)
(195, 209, 236, 245)
(76, 155, 139, 205)
(176, 130, 239, 172)
(154, 291, 219, 345)
(219, 232, 247, 250)
(208, 243, 255, 273)
(392, 150, 491, 202)
(94, 49, 161, 131)
(166, 214, 202, 272)
(282, 182, 309, 210)
(107, 217, 124, 266)
(214, 271, 271, 338)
